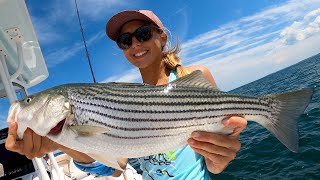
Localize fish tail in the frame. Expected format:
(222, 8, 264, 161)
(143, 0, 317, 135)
(263, 88, 314, 152)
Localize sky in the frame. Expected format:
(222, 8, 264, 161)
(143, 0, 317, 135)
(1, 0, 320, 126)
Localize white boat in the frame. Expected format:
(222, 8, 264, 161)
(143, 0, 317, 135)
(0, 0, 140, 179)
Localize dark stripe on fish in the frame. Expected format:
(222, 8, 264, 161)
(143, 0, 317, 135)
(102, 132, 180, 140)
(70, 87, 265, 104)
(70, 94, 270, 107)
(77, 107, 270, 122)
(73, 99, 272, 114)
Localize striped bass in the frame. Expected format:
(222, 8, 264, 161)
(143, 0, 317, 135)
(7, 70, 314, 170)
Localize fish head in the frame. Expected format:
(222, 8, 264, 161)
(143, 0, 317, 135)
(7, 88, 71, 139)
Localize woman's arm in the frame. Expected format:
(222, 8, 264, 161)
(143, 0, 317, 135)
(186, 65, 248, 174)
(187, 65, 218, 86)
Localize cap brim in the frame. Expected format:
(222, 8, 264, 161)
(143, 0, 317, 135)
(106, 10, 156, 41)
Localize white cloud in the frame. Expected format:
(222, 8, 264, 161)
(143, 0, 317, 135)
(29, 0, 130, 45)
(102, 1, 320, 90)
(45, 31, 105, 67)
(29, 1, 75, 46)
(195, 34, 320, 90)
(26, 0, 136, 66)
(76, 0, 129, 21)
(101, 68, 142, 83)
(29, 0, 319, 91)
(280, 8, 320, 45)
(304, 8, 320, 19)
(181, 1, 320, 61)
(31, 16, 63, 45)
(176, 0, 320, 91)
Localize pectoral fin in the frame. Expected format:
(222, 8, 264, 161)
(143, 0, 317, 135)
(70, 125, 109, 136)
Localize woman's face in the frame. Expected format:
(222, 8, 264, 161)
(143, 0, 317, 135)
(119, 20, 167, 69)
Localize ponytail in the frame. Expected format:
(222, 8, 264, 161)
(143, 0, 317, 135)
(162, 41, 190, 78)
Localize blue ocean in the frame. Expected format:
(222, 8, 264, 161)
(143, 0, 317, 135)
(211, 53, 320, 179)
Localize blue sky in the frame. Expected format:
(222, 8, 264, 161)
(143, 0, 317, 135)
(1, 0, 320, 127)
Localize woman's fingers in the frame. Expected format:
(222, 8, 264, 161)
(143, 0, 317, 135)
(188, 138, 237, 158)
(190, 131, 241, 151)
(223, 116, 247, 137)
(23, 128, 36, 159)
(187, 116, 248, 174)
(5, 121, 58, 159)
(5, 121, 22, 153)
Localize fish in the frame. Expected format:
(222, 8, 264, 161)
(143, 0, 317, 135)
(7, 70, 314, 170)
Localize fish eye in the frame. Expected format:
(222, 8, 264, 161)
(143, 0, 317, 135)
(25, 97, 32, 104)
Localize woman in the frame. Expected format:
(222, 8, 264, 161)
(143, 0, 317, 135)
(6, 10, 247, 179)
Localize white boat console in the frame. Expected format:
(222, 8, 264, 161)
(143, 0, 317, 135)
(0, 0, 49, 179)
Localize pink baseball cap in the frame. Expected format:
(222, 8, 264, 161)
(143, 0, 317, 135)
(106, 10, 164, 41)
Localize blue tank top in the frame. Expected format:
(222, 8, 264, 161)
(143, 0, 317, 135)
(137, 70, 211, 180)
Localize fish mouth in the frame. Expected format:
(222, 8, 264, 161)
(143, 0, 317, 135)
(48, 119, 66, 135)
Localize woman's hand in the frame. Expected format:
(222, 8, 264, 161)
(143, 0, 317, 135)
(187, 116, 247, 174)
(5, 121, 59, 159)
(5, 121, 94, 164)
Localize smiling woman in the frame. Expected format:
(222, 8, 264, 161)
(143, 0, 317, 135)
(3, 8, 248, 180)
(66, 9, 247, 179)
(2, 0, 320, 180)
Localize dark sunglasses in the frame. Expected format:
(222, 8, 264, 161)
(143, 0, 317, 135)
(116, 25, 160, 50)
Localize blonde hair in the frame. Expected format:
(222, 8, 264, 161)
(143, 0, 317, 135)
(162, 38, 190, 78)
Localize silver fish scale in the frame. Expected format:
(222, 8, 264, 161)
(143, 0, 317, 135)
(65, 83, 275, 156)
(11, 71, 313, 164)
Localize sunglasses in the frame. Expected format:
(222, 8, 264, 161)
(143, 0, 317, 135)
(116, 25, 160, 50)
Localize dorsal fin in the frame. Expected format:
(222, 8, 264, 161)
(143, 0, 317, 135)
(169, 70, 220, 91)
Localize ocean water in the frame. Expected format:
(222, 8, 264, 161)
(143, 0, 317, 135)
(211, 53, 320, 179)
